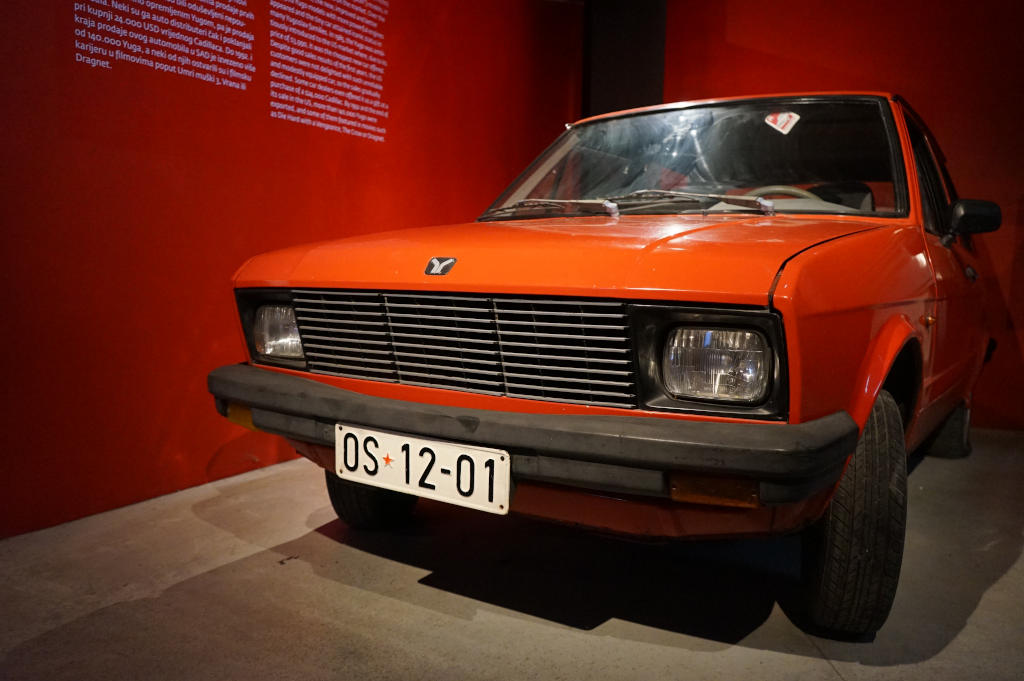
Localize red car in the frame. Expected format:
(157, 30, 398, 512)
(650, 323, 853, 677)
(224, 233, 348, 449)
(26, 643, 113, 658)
(208, 93, 1000, 638)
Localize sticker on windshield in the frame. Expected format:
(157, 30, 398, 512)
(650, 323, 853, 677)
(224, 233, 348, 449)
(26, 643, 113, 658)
(765, 112, 800, 135)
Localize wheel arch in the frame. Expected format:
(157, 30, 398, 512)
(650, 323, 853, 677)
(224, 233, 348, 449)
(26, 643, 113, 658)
(881, 340, 922, 428)
(850, 315, 923, 432)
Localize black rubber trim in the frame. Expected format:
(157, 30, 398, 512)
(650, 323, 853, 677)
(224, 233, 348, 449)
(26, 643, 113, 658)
(208, 364, 858, 503)
(248, 407, 671, 499)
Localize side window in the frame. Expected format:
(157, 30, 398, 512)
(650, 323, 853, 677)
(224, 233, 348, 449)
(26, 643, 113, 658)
(905, 118, 948, 235)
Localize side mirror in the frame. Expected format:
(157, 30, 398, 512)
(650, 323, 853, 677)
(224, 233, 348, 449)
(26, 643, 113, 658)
(951, 199, 1001, 235)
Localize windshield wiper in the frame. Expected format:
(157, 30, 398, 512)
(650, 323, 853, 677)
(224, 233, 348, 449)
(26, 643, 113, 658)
(481, 190, 775, 221)
(607, 189, 775, 216)
(480, 198, 619, 220)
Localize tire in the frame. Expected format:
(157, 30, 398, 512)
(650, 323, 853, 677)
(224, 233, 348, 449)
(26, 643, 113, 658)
(925, 403, 972, 459)
(796, 390, 907, 638)
(324, 470, 418, 530)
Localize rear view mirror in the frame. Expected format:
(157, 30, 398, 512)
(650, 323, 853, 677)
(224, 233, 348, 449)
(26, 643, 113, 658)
(951, 199, 1001, 235)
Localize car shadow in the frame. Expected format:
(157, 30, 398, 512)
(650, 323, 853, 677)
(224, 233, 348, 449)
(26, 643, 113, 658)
(317, 505, 796, 645)
(303, 428, 1023, 663)
(5, 434, 1019, 680)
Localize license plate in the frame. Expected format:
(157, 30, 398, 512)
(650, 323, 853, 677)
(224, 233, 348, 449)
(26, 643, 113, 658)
(334, 423, 511, 515)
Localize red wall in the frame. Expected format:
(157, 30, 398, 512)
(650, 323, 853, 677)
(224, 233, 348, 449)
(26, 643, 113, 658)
(664, 0, 1024, 428)
(0, 0, 582, 537)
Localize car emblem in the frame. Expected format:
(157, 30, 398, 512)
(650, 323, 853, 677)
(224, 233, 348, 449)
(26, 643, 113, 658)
(425, 257, 457, 275)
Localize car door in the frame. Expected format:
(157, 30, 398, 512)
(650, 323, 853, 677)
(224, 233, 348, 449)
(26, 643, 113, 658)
(902, 110, 987, 416)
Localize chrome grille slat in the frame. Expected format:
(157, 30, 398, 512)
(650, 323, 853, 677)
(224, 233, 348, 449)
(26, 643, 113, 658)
(500, 350, 630, 363)
(498, 330, 627, 341)
(290, 289, 637, 408)
(504, 382, 635, 398)
(389, 303, 508, 313)
(389, 322, 496, 333)
(307, 352, 394, 364)
(499, 341, 629, 353)
(495, 298, 624, 306)
(309, 369, 398, 383)
(392, 341, 498, 355)
(294, 310, 385, 319)
(495, 310, 625, 318)
(296, 318, 389, 327)
(293, 299, 385, 306)
(300, 327, 389, 336)
(395, 351, 501, 366)
(302, 335, 390, 346)
(398, 370, 504, 386)
(390, 332, 497, 345)
(494, 320, 628, 329)
(310, 361, 396, 374)
(502, 372, 633, 386)
(398, 360, 502, 377)
(388, 313, 495, 323)
(305, 343, 392, 354)
(501, 361, 631, 375)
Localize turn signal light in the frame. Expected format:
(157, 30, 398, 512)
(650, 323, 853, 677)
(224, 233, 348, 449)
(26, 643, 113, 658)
(669, 472, 760, 508)
(226, 403, 256, 431)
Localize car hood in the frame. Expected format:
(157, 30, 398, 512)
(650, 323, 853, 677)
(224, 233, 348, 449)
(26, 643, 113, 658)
(234, 214, 886, 306)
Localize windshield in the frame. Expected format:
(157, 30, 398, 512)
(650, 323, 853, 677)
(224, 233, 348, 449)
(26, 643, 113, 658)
(481, 97, 905, 220)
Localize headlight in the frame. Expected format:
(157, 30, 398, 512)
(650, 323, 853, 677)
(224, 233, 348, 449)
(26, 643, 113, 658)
(662, 327, 769, 403)
(253, 305, 304, 359)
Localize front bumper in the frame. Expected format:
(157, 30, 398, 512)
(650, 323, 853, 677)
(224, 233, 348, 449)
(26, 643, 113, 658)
(208, 364, 857, 505)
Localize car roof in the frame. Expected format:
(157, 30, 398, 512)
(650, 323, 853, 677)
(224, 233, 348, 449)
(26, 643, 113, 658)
(573, 92, 898, 126)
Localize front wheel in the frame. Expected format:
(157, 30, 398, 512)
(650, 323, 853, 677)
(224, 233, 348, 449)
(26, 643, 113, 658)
(795, 390, 908, 638)
(324, 470, 418, 530)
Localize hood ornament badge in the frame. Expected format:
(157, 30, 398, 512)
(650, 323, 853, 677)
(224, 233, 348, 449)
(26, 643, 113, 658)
(425, 257, 457, 275)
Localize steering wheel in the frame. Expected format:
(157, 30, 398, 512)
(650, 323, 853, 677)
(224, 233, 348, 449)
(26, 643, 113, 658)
(742, 185, 819, 200)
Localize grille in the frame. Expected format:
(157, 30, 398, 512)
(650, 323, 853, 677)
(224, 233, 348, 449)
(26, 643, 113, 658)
(290, 289, 638, 408)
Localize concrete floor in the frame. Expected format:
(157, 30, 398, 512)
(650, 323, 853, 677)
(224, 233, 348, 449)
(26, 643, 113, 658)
(2, 429, 1022, 680)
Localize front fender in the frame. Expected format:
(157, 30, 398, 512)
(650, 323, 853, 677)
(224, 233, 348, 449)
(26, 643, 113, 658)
(771, 223, 933, 428)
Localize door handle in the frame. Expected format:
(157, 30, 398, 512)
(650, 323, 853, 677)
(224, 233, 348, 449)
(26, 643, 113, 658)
(964, 266, 978, 282)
